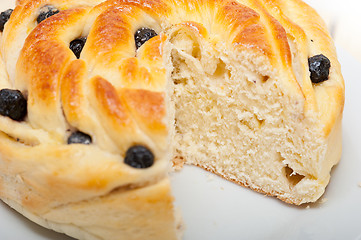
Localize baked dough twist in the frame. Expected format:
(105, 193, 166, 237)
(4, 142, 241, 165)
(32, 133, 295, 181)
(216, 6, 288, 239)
(0, 0, 344, 239)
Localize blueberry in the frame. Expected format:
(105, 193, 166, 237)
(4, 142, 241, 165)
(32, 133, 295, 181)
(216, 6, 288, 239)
(0, 89, 27, 121)
(308, 54, 331, 84)
(67, 131, 92, 145)
(0, 9, 13, 32)
(69, 37, 87, 59)
(37, 5, 59, 24)
(124, 145, 154, 169)
(134, 27, 157, 49)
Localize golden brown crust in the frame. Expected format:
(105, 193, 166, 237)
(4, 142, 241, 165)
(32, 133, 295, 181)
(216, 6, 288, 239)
(121, 89, 167, 144)
(61, 59, 87, 126)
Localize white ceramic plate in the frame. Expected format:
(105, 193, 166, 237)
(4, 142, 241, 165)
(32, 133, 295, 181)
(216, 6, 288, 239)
(1, 1, 361, 240)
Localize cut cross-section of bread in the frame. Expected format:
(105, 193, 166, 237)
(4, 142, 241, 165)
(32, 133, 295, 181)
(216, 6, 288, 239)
(0, 0, 344, 239)
(167, 0, 344, 205)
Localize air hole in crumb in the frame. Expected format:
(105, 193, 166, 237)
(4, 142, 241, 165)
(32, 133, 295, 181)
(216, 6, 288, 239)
(257, 118, 265, 127)
(262, 76, 270, 82)
(284, 165, 305, 187)
(213, 60, 229, 78)
(240, 119, 253, 131)
(191, 44, 201, 60)
(174, 78, 188, 85)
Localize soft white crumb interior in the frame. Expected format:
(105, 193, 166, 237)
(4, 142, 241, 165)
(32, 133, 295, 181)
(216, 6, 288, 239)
(164, 27, 334, 204)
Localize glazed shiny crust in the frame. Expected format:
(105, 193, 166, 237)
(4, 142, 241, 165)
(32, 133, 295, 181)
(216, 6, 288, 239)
(0, 0, 344, 239)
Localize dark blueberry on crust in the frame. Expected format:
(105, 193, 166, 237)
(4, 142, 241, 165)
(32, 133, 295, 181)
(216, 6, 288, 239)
(0, 9, 13, 32)
(124, 145, 154, 169)
(37, 5, 60, 24)
(0, 89, 27, 121)
(308, 54, 331, 84)
(69, 37, 87, 59)
(134, 27, 157, 49)
(67, 131, 92, 145)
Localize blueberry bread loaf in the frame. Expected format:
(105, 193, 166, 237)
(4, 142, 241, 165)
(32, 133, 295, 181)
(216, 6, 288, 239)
(0, 0, 344, 239)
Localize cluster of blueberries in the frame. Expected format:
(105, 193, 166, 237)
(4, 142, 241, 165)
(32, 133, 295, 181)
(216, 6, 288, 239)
(0, 5, 331, 169)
